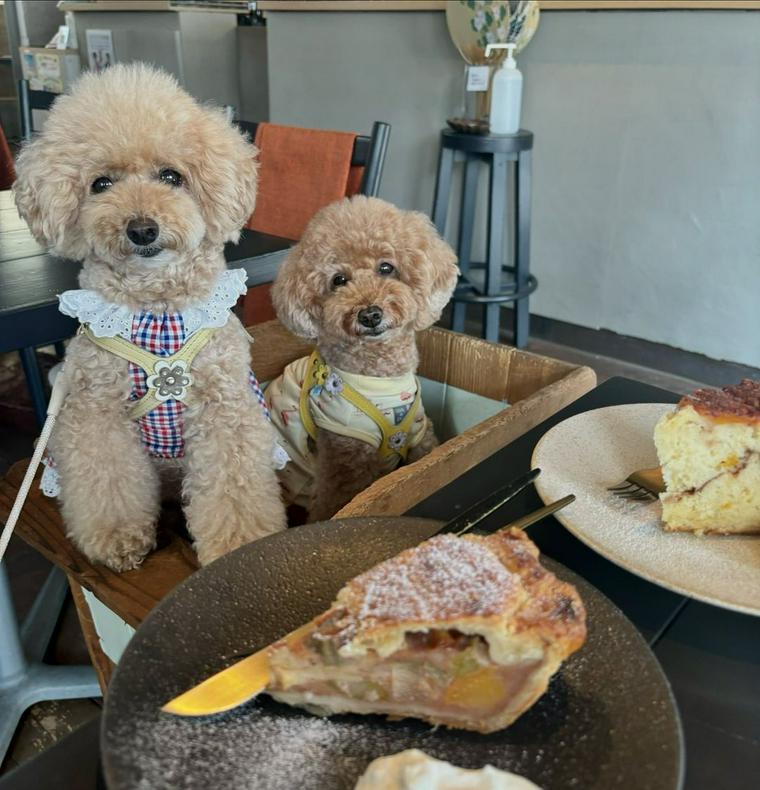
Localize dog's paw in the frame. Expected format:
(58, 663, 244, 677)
(77, 529, 156, 572)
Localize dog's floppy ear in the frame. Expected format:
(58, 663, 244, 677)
(184, 109, 259, 246)
(410, 212, 460, 331)
(13, 133, 87, 259)
(271, 246, 319, 339)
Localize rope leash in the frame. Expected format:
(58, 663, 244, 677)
(0, 372, 69, 564)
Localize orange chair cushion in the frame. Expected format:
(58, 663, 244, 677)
(0, 124, 15, 191)
(247, 123, 358, 241)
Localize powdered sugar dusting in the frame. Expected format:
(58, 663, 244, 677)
(532, 403, 760, 615)
(104, 567, 680, 790)
(350, 535, 517, 625)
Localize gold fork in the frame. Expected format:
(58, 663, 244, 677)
(607, 466, 665, 501)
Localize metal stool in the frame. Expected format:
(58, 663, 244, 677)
(432, 128, 537, 347)
(0, 564, 101, 763)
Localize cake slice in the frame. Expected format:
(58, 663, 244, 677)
(265, 529, 586, 734)
(654, 378, 760, 534)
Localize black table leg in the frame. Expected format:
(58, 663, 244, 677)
(514, 148, 532, 348)
(18, 347, 47, 429)
(431, 145, 455, 236)
(452, 155, 480, 334)
(485, 152, 508, 342)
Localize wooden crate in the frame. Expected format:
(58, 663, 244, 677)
(250, 320, 597, 518)
(0, 320, 595, 688)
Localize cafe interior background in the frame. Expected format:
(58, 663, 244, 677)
(0, 0, 758, 787)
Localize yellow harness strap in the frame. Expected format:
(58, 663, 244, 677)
(82, 325, 215, 420)
(298, 351, 422, 461)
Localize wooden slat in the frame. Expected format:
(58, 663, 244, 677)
(417, 327, 513, 401)
(67, 575, 115, 693)
(503, 345, 576, 404)
(0, 464, 198, 629)
(248, 320, 313, 381)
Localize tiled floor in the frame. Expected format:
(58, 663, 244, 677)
(0, 334, 709, 776)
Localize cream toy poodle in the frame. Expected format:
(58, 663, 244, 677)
(13, 64, 286, 570)
(267, 196, 459, 521)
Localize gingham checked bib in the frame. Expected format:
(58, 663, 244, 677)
(58, 269, 269, 460)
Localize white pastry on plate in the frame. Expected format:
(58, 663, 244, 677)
(354, 749, 541, 790)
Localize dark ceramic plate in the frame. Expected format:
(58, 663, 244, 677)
(102, 517, 684, 790)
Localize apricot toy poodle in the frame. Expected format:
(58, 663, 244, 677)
(268, 196, 459, 520)
(13, 64, 287, 570)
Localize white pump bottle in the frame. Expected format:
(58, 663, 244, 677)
(485, 42, 522, 135)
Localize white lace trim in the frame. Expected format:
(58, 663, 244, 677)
(40, 456, 61, 497)
(58, 268, 248, 339)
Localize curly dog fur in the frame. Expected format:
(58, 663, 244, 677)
(13, 64, 286, 570)
(271, 196, 459, 520)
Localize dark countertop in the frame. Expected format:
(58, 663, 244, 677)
(411, 377, 760, 790)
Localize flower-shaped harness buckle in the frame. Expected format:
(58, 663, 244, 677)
(81, 324, 216, 420)
(146, 359, 193, 403)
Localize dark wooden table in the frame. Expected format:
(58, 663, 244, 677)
(1, 377, 757, 789)
(412, 377, 760, 790)
(0, 190, 292, 425)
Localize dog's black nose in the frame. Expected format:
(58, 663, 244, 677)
(126, 217, 159, 247)
(358, 305, 383, 328)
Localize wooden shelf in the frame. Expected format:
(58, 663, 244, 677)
(59, 1, 172, 11)
(257, 0, 760, 10)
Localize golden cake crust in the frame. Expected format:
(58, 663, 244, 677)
(679, 378, 760, 423)
(326, 529, 586, 662)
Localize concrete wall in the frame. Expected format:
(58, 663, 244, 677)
(266, 10, 760, 369)
(17, 0, 62, 47)
(237, 24, 269, 122)
(73, 12, 183, 78)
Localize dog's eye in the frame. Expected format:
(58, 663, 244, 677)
(158, 169, 183, 187)
(331, 274, 349, 289)
(378, 261, 395, 276)
(91, 176, 113, 194)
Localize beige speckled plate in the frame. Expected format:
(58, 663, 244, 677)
(532, 403, 760, 616)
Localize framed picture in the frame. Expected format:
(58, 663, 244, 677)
(86, 29, 115, 74)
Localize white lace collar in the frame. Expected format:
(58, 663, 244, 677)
(58, 269, 248, 340)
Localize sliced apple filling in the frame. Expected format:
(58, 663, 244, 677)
(269, 624, 544, 726)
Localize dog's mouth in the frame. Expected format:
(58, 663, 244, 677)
(356, 325, 389, 338)
(134, 246, 163, 259)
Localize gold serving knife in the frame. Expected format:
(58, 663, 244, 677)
(162, 488, 574, 718)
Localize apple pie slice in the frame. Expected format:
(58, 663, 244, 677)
(266, 529, 586, 734)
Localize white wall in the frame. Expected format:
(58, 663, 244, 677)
(266, 10, 760, 368)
